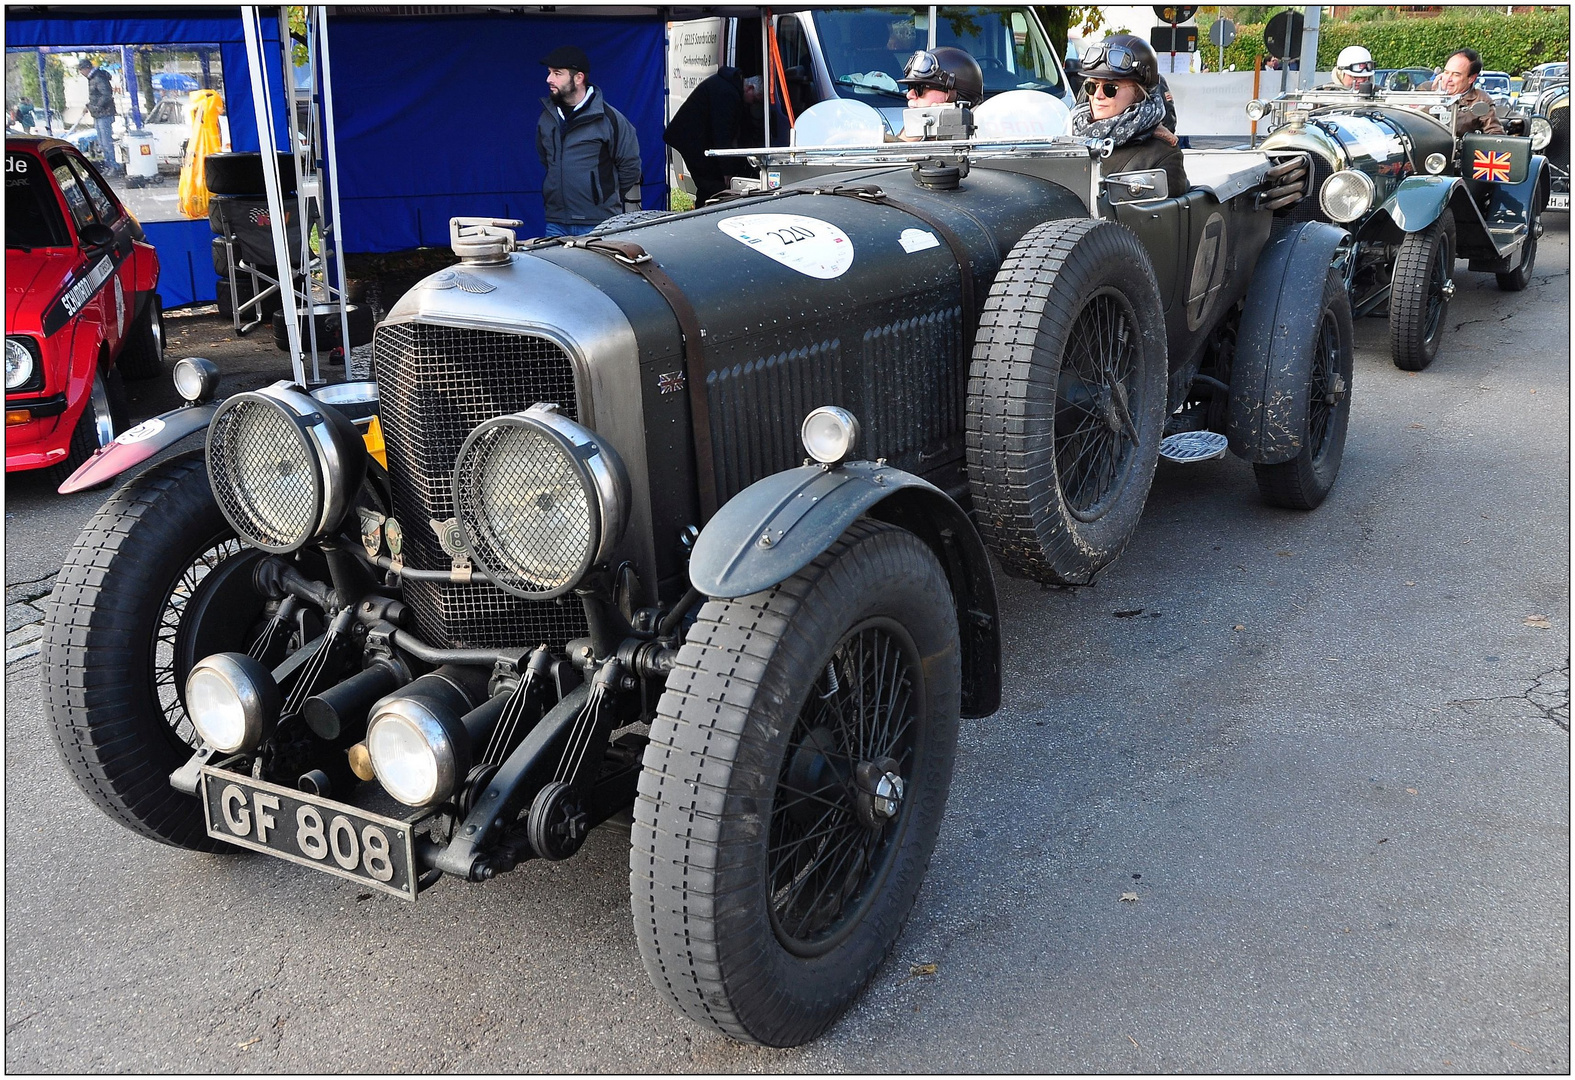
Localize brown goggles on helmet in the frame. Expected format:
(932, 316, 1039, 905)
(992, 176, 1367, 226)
(900, 50, 956, 90)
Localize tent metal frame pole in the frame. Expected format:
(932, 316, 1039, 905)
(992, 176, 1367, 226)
(241, 5, 307, 385)
(314, 7, 354, 365)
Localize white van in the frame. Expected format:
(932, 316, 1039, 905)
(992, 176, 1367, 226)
(668, 6, 1072, 187)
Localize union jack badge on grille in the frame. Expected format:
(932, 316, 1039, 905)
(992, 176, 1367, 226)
(658, 370, 686, 394)
(1472, 149, 1512, 182)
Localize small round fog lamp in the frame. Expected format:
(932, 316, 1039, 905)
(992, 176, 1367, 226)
(1424, 153, 1448, 175)
(801, 406, 861, 466)
(173, 357, 221, 403)
(186, 652, 280, 753)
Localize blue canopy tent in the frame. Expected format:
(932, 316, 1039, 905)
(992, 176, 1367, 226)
(7, 8, 669, 304)
(328, 12, 667, 252)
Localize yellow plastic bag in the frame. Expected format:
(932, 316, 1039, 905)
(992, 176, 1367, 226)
(178, 89, 227, 219)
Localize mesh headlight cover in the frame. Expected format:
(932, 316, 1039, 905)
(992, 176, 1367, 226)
(453, 406, 628, 599)
(207, 384, 366, 553)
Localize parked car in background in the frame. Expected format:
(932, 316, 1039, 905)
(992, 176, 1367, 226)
(1252, 87, 1549, 372)
(1374, 67, 1435, 92)
(1506, 64, 1569, 210)
(5, 136, 164, 484)
(1480, 70, 1513, 111)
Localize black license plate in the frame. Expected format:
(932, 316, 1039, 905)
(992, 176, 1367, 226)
(200, 766, 421, 900)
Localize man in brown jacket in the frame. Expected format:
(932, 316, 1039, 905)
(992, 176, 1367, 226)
(1431, 48, 1505, 137)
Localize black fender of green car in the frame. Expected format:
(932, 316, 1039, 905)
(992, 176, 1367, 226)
(1227, 219, 1350, 466)
(688, 460, 1001, 718)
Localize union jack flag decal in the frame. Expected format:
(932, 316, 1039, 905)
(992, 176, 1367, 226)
(1472, 149, 1512, 182)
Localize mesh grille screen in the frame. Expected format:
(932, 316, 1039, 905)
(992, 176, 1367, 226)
(373, 321, 588, 648)
(208, 399, 316, 549)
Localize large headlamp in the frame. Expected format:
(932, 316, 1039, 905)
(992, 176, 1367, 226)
(1530, 115, 1553, 151)
(206, 381, 367, 553)
(452, 403, 629, 599)
(1319, 169, 1375, 223)
(6, 337, 38, 390)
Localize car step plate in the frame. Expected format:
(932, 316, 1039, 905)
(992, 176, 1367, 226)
(1159, 430, 1229, 463)
(200, 764, 422, 900)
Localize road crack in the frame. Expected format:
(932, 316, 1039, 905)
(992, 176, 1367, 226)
(1444, 663, 1571, 732)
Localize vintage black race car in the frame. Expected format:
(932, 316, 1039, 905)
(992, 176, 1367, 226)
(1505, 68, 1569, 212)
(1250, 88, 1551, 371)
(43, 98, 1352, 1047)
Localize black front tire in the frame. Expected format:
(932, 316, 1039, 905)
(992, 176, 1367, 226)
(966, 218, 1168, 585)
(42, 451, 260, 850)
(1252, 263, 1355, 510)
(1389, 218, 1454, 371)
(116, 292, 165, 381)
(633, 521, 961, 1047)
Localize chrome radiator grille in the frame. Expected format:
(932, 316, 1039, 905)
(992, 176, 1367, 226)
(373, 321, 588, 649)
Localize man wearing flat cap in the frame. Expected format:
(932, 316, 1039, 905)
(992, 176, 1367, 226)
(78, 56, 120, 176)
(536, 45, 642, 236)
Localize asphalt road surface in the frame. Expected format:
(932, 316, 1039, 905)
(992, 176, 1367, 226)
(6, 228, 1569, 1072)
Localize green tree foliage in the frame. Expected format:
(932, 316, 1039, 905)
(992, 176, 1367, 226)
(1206, 8, 1570, 74)
(46, 56, 66, 116)
(1034, 6, 1107, 56)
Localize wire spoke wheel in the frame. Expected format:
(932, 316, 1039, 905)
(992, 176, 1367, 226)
(151, 536, 247, 749)
(768, 621, 919, 953)
(1055, 289, 1139, 520)
(967, 218, 1167, 585)
(635, 521, 961, 1046)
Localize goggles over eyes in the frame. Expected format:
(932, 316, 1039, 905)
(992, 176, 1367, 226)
(1342, 61, 1375, 74)
(1080, 42, 1139, 76)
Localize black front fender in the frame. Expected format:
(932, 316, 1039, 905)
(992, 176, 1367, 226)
(1228, 220, 1349, 465)
(689, 461, 1001, 717)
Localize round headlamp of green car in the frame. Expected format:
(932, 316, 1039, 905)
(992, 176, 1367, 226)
(452, 404, 630, 600)
(206, 382, 367, 553)
(6, 337, 37, 390)
(1425, 153, 1448, 175)
(1319, 169, 1375, 223)
(1530, 115, 1553, 151)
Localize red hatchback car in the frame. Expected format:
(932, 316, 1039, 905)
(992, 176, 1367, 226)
(6, 136, 164, 484)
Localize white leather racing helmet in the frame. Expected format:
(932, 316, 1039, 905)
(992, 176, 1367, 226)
(1335, 45, 1375, 84)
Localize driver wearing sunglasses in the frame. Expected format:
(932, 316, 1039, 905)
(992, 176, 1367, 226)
(1070, 34, 1187, 194)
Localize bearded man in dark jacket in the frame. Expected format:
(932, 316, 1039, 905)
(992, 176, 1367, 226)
(664, 66, 760, 203)
(536, 46, 642, 237)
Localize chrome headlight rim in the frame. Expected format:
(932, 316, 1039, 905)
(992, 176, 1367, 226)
(365, 696, 462, 808)
(1530, 115, 1554, 151)
(185, 652, 280, 753)
(1245, 98, 1270, 122)
(1319, 169, 1376, 224)
(1424, 152, 1448, 175)
(206, 381, 366, 554)
(453, 404, 630, 601)
(801, 405, 861, 466)
(6, 336, 39, 391)
(173, 356, 220, 403)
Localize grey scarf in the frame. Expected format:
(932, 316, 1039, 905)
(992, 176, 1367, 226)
(1070, 90, 1167, 147)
